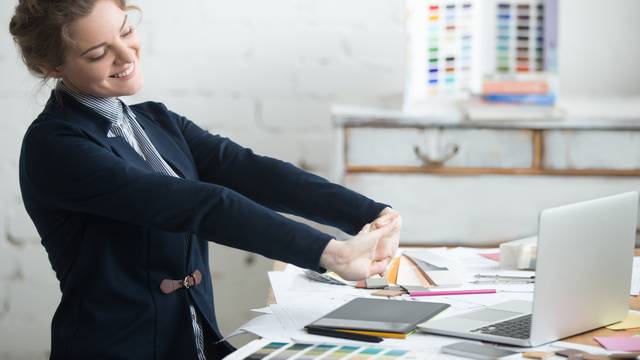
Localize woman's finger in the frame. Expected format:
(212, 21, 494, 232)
(374, 222, 401, 259)
(347, 217, 399, 265)
(386, 236, 400, 258)
(369, 257, 391, 276)
(358, 223, 371, 234)
(368, 217, 400, 238)
(373, 212, 399, 228)
(374, 235, 399, 261)
(365, 221, 399, 258)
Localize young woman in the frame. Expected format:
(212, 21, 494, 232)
(9, 0, 401, 359)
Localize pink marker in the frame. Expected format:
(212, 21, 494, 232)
(410, 289, 497, 297)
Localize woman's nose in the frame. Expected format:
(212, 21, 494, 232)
(112, 40, 135, 65)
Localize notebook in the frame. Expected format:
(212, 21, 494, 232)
(305, 298, 450, 335)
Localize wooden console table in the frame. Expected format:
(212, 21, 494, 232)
(332, 106, 640, 245)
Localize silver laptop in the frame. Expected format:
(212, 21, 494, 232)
(419, 191, 639, 347)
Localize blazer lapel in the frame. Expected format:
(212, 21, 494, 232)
(107, 136, 155, 172)
(133, 111, 196, 180)
(46, 91, 154, 173)
(44, 90, 195, 178)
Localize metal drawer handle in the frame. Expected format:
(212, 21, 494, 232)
(414, 143, 460, 167)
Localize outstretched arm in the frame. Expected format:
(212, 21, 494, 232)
(171, 106, 387, 235)
(22, 120, 332, 271)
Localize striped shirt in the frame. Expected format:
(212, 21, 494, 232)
(56, 81, 207, 360)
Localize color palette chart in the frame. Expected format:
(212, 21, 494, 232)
(245, 342, 289, 360)
(425, 1, 475, 95)
(495, 0, 545, 73)
(243, 342, 410, 360)
(404, 0, 557, 109)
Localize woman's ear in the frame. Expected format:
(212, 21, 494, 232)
(40, 65, 64, 79)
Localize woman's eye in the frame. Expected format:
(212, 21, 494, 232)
(88, 50, 108, 62)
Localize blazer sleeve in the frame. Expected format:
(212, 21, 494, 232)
(167, 106, 388, 235)
(21, 119, 332, 270)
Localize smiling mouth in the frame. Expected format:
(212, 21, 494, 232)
(110, 62, 135, 78)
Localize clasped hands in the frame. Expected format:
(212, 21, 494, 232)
(319, 207, 401, 281)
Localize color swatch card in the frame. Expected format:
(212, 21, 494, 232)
(405, 0, 479, 105)
(491, 0, 546, 74)
(244, 342, 289, 360)
(425, 1, 475, 95)
(237, 341, 416, 360)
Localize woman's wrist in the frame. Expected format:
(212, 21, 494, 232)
(319, 239, 345, 272)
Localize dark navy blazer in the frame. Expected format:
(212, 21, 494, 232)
(19, 91, 387, 360)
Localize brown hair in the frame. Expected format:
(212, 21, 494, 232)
(9, 0, 139, 80)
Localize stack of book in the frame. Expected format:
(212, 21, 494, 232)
(481, 73, 556, 106)
(461, 73, 564, 121)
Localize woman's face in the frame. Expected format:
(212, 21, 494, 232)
(56, 0, 143, 97)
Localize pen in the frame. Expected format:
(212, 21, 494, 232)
(409, 289, 497, 297)
(470, 279, 534, 284)
(305, 326, 383, 343)
(474, 274, 535, 281)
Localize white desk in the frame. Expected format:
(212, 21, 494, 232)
(226, 247, 635, 359)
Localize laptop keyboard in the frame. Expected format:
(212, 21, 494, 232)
(470, 314, 532, 339)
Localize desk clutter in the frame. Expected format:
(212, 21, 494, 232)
(229, 247, 640, 359)
(305, 248, 533, 296)
(224, 339, 640, 360)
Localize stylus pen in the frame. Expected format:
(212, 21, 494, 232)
(409, 289, 496, 297)
(474, 274, 535, 281)
(470, 279, 534, 284)
(305, 326, 383, 343)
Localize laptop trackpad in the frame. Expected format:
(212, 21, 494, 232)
(460, 309, 522, 322)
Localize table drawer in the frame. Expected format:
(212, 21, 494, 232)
(544, 130, 640, 170)
(346, 127, 534, 168)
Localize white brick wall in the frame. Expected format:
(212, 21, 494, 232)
(0, 0, 404, 357)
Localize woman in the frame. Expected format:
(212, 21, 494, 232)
(10, 0, 401, 359)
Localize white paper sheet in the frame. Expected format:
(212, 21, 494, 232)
(228, 313, 290, 342)
(268, 267, 371, 308)
(630, 257, 640, 296)
(251, 306, 273, 314)
(270, 303, 359, 345)
(430, 247, 501, 274)
(223, 339, 272, 360)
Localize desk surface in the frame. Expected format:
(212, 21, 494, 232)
(270, 253, 640, 349)
(562, 296, 640, 346)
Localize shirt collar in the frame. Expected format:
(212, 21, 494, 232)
(56, 81, 134, 125)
